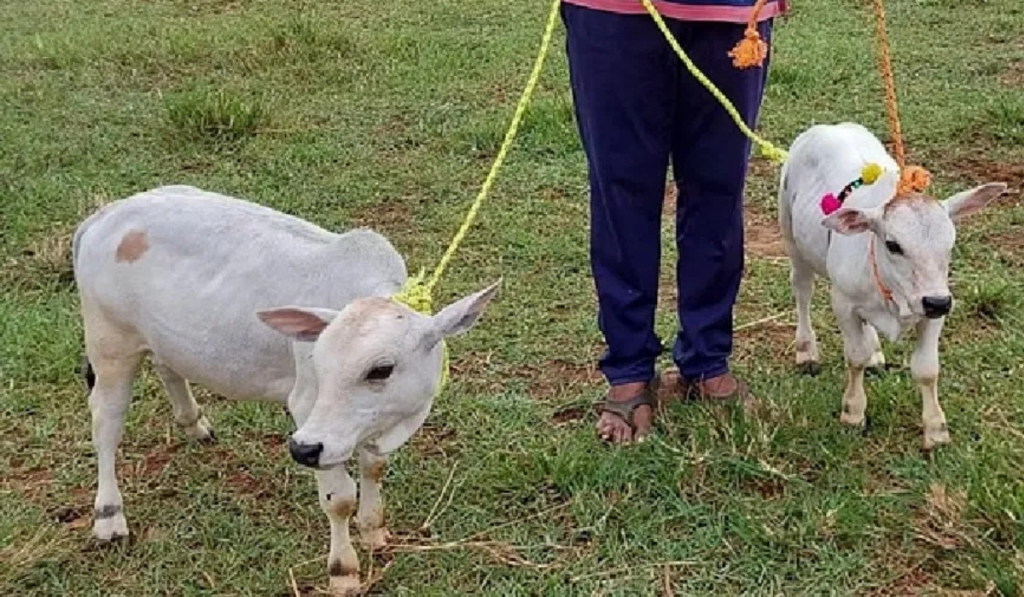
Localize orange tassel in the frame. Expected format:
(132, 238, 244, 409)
(729, 0, 771, 69)
(896, 165, 932, 196)
(729, 28, 768, 69)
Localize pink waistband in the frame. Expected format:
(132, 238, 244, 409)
(562, 0, 786, 23)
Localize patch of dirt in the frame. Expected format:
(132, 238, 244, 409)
(521, 359, 601, 401)
(943, 156, 1024, 193)
(225, 468, 274, 499)
(742, 476, 786, 500)
(733, 317, 794, 366)
(745, 202, 785, 259)
(913, 483, 972, 551)
(981, 229, 1024, 268)
(410, 423, 459, 459)
(865, 567, 936, 597)
(551, 404, 588, 425)
(663, 184, 678, 214)
(0, 467, 54, 500)
(999, 60, 1024, 87)
(350, 197, 415, 234)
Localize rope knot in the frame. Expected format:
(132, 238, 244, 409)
(897, 165, 932, 196)
(391, 269, 433, 315)
(729, 27, 768, 69)
(760, 143, 789, 164)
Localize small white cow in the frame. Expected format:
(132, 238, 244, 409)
(779, 123, 1007, 450)
(72, 185, 499, 595)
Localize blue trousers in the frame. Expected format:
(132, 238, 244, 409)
(562, 4, 771, 385)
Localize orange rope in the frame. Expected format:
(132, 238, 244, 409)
(728, 0, 771, 68)
(871, 0, 932, 196)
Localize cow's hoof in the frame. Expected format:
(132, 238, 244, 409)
(185, 415, 216, 444)
(93, 514, 129, 543)
(359, 526, 391, 551)
(839, 410, 866, 428)
(329, 574, 362, 597)
(797, 361, 821, 376)
(923, 424, 951, 451)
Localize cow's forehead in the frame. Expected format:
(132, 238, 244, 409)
(327, 297, 418, 343)
(883, 196, 955, 243)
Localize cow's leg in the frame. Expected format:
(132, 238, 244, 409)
(864, 324, 886, 372)
(357, 448, 390, 550)
(913, 318, 949, 450)
(83, 304, 144, 542)
(790, 254, 819, 374)
(152, 361, 214, 443)
(316, 467, 361, 596)
(834, 295, 872, 428)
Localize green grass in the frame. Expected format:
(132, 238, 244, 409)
(2, 0, 1024, 595)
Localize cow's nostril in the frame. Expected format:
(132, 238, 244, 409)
(288, 438, 324, 468)
(922, 295, 953, 318)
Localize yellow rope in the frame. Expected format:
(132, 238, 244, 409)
(391, 0, 561, 391)
(640, 0, 788, 164)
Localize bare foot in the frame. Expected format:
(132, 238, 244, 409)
(595, 381, 654, 445)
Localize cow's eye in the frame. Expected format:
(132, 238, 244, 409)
(366, 364, 394, 381)
(885, 240, 904, 255)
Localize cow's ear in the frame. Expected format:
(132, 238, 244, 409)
(943, 183, 1008, 222)
(256, 307, 338, 341)
(821, 206, 883, 236)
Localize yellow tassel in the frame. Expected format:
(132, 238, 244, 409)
(728, 28, 768, 69)
(897, 165, 932, 196)
(861, 163, 883, 185)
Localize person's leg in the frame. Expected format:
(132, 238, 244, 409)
(563, 3, 676, 442)
(669, 19, 772, 396)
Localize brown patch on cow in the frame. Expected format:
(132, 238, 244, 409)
(328, 559, 358, 577)
(365, 460, 387, 483)
(329, 498, 357, 518)
(795, 340, 810, 352)
(115, 229, 150, 263)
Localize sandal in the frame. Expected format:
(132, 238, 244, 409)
(660, 370, 759, 411)
(593, 378, 660, 444)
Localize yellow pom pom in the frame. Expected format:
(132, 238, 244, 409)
(861, 163, 883, 185)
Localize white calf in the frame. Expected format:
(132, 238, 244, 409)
(778, 123, 1007, 450)
(72, 185, 499, 595)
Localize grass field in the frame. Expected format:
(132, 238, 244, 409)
(2, 0, 1024, 595)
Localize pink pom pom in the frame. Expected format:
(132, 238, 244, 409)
(820, 193, 841, 215)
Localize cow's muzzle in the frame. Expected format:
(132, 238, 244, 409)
(922, 295, 953, 319)
(288, 438, 324, 468)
